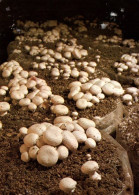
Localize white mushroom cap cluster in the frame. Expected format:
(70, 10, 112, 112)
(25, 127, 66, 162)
(95, 34, 122, 44)
(0, 60, 53, 111)
(113, 53, 139, 75)
(19, 117, 101, 166)
(122, 39, 136, 48)
(0, 60, 23, 78)
(81, 161, 101, 181)
(68, 78, 124, 109)
(31, 38, 95, 81)
(122, 87, 139, 105)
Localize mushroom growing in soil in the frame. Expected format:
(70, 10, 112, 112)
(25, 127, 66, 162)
(37, 145, 58, 167)
(81, 160, 101, 180)
(0, 102, 10, 116)
(59, 177, 77, 193)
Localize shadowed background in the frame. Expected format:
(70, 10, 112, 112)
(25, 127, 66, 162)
(0, 0, 139, 63)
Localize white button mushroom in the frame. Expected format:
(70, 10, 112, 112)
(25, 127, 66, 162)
(20, 144, 29, 153)
(85, 138, 96, 148)
(10, 90, 24, 100)
(32, 96, 44, 106)
(90, 171, 101, 180)
(76, 98, 88, 109)
(86, 127, 101, 141)
(19, 127, 28, 137)
(62, 130, 78, 151)
(73, 92, 84, 101)
(81, 161, 99, 175)
(72, 48, 81, 59)
(21, 152, 30, 162)
(78, 118, 95, 129)
(28, 123, 47, 136)
(37, 145, 58, 167)
(72, 131, 87, 143)
(29, 145, 39, 159)
(51, 95, 64, 104)
(102, 83, 114, 95)
(0, 102, 10, 113)
(54, 116, 72, 124)
(57, 145, 69, 160)
(19, 98, 31, 106)
(59, 177, 77, 193)
(0, 89, 6, 96)
(52, 105, 69, 116)
(43, 125, 62, 146)
(24, 133, 39, 147)
(90, 85, 102, 95)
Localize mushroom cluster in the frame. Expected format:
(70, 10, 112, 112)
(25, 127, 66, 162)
(113, 53, 139, 75)
(19, 117, 101, 166)
(68, 78, 124, 109)
(0, 60, 53, 111)
(30, 38, 97, 81)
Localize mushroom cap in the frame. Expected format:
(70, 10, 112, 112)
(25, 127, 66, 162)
(62, 130, 78, 151)
(37, 145, 58, 167)
(54, 116, 72, 124)
(43, 125, 63, 146)
(85, 138, 96, 148)
(76, 98, 88, 109)
(11, 90, 24, 100)
(21, 152, 30, 162)
(29, 145, 39, 159)
(0, 102, 10, 112)
(122, 94, 132, 101)
(28, 123, 47, 136)
(78, 118, 95, 129)
(86, 127, 101, 142)
(72, 131, 87, 143)
(81, 161, 99, 175)
(51, 95, 64, 104)
(52, 105, 69, 116)
(57, 145, 69, 160)
(24, 133, 39, 147)
(59, 177, 77, 193)
(102, 83, 114, 95)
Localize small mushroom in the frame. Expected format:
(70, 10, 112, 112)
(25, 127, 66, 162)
(59, 177, 77, 193)
(57, 145, 69, 160)
(86, 127, 101, 141)
(24, 133, 39, 147)
(0, 102, 10, 116)
(29, 145, 39, 159)
(81, 160, 99, 175)
(21, 152, 30, 162)
(85, 138, 96, 148)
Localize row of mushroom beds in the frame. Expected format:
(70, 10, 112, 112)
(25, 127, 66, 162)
(0, 19, 138, 193)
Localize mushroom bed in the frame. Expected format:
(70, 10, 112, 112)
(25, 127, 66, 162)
(0, 17, 139, 194)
